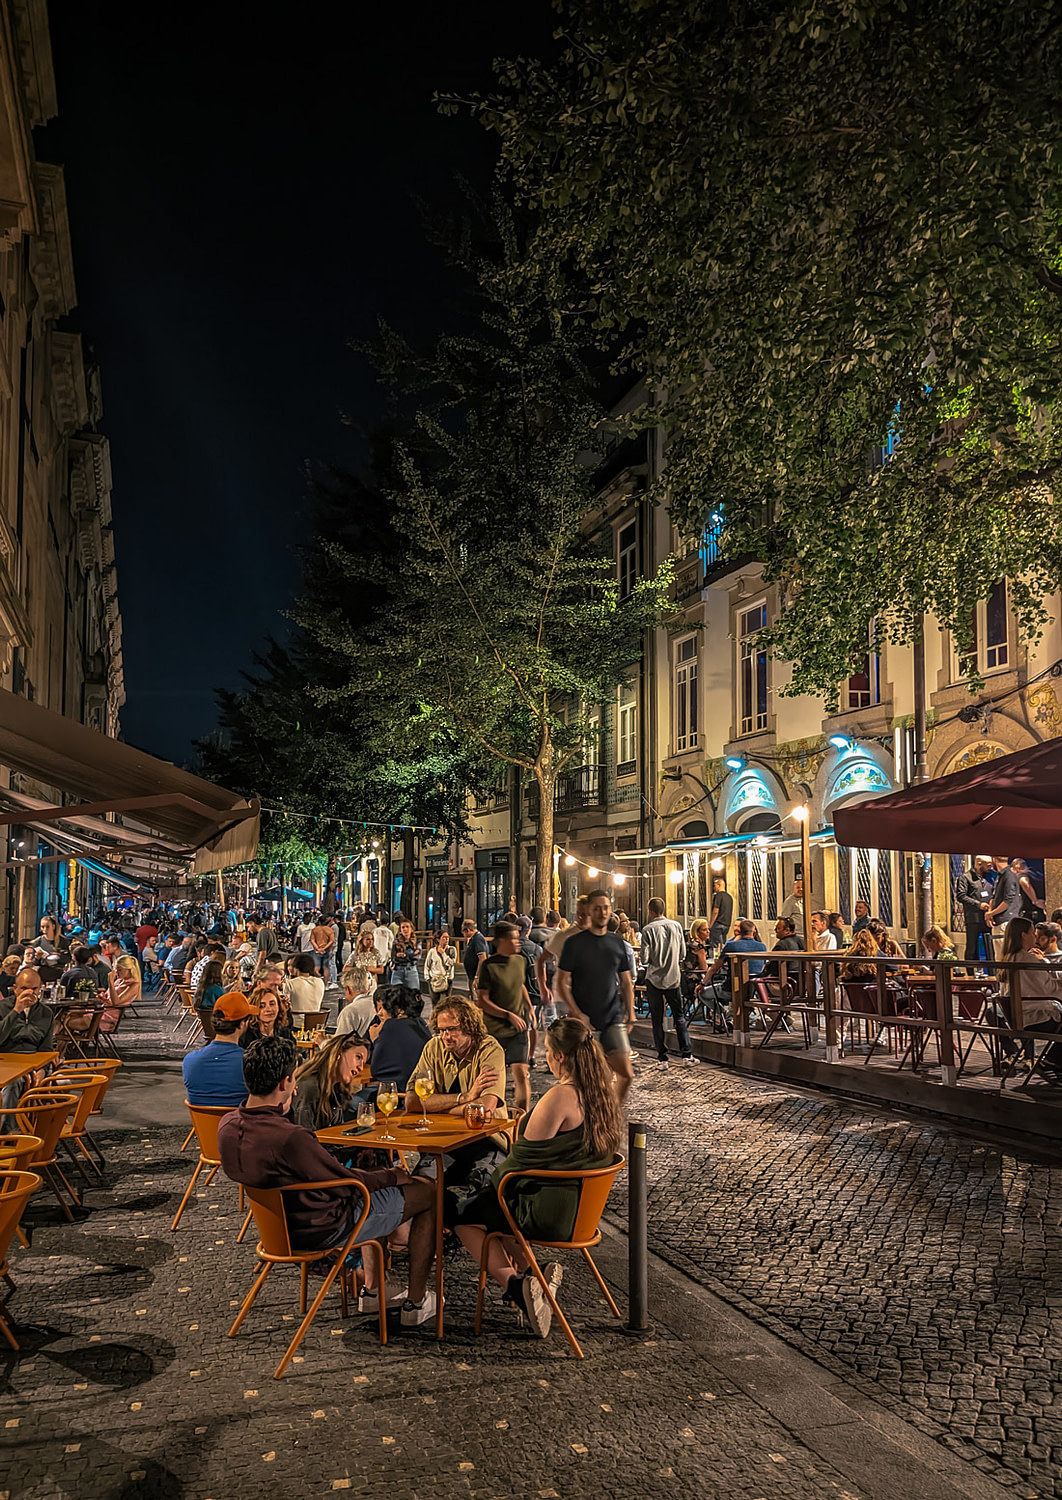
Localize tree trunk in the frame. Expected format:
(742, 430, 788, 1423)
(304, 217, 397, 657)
(534, 766, 556, 912)
(322, 851, 337, 915)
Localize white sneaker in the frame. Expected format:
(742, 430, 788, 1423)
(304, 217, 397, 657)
(541, 1261, 564, 1300)
(683, 1055, 698, 1066)
(358, 1284, 406, 1313)
(521, 1274, 552, 1338)
(400, 1290, 439, 1327)
(653, 1059, 669, 1070)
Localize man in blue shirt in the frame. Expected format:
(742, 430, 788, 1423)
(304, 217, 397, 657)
(704, 920, 767, 1005)
(461, 920, 488, 990)
(182, 991, 253, 1106)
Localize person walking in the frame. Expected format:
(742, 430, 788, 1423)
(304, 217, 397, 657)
(554, 890, 636, 1104)
(640, 897, 693, 1069)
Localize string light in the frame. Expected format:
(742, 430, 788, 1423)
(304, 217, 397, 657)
(613, 871, 627, 886)
(587, 866, 599, 879)
(564, 854, 577, 867)
(710, 857, 725, 872)
(261, 804, 440, 835)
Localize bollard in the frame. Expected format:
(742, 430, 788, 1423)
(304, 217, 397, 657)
(627, 1119, 649, 1331)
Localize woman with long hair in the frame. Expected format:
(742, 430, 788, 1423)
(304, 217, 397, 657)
(424, 930, 456, 1004)
(867, 918, 904, 961)
(291, 1033, 371, 1130)
(841, 928, 881, 981)
(455, 1016, 622, 1339)
(242, 986, 294, 1047)
(348, 928, 384, 996)
(102, 952, 142, 1032)
(220, 958, 242, 993)
(998, 917, 1062, 1074)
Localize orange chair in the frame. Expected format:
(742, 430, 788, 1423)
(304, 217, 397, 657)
(50, 1057, 122, 1115)
(13, 1094, 81, 1220)
(229, 1177, 386, 1379)
(474, 1155, 626, 1359)
(0, 1137, 43, 1249)
(0, 1171, 42, 1349)
(171, 1104, 252, 1238)
(37, 1074, 110, 1179)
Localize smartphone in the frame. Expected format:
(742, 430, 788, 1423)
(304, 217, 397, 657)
(342, 1124, 373, 1137)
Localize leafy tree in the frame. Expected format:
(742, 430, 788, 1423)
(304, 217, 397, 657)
(464, 0, 1062, 700)
(299, 215, 674, 908)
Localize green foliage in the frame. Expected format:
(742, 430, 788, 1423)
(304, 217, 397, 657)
(468, 0, 1062, 699)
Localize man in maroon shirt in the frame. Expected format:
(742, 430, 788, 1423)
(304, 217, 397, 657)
(218, 1035, 438, 1326)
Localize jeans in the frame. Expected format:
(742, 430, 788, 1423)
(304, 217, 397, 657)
(646, 981, 691, 1059)
(963, 926, 988, 962)
(314, 952, 336, 985)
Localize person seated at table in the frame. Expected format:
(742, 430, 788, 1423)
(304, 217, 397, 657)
(0, 967, 55, 1123)
(867, 919, 904, 963)
(286, 953, 327, 1025)
(760, 917, 803, 990)
(841, 928, 883, 982)
(182, 992, 254, 1106)
(703, 920, 767, 1006)
(1034, 922, 1062, 966)
(918, 926, 959, 964)
(998, 917, 1062, 1078)
(334, 969, 376, 1037)
(220, 957, 243, 992)
(455, 1016, 622, 1338)
(292, 1034, 371, 1130)
(100, 953, 141, 1032)
(242, 986, 295, 1047)
(59, 945, 103, 1000)
(0, 952, 21, 999)
(369, 985, 431, 1092)
(405, 997, 508, 1198)
(218, 1035, 439, 1326)
(193, 958, 225, 1037)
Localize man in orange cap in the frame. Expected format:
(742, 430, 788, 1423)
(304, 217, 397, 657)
(182, 990, 254, 1106)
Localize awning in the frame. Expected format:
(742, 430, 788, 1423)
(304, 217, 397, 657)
(834, 738, 1062, 856)
(0, 687, 259, 875)
(615, 828, 836, 859)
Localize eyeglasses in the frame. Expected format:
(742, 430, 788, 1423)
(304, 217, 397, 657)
(436, 1025, 465, 1036)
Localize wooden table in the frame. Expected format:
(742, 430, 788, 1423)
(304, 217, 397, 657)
(317, 1110, 510, 1339)
(0, 1051, 58, 1090)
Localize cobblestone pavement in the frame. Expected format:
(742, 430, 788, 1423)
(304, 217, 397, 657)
(617, 1055, 1062, 1500)
(0, 1001, 1052, 1500)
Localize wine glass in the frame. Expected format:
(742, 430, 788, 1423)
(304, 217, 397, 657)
(376, 1082, 399, 1141)
(413, 1070, 435, 1132)
(356, 1100, 375, 1130)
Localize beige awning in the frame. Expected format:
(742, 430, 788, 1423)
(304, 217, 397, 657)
(0, 687, 259, 877)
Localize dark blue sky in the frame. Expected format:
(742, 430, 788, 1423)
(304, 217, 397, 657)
(43, 0, 548, 764)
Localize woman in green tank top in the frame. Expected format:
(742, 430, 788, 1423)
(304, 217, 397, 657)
(455, 1016, 622, 1338)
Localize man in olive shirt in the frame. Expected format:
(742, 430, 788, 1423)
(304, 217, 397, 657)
(476, 921, 533, 1112)
(407, 996, 507, 1193)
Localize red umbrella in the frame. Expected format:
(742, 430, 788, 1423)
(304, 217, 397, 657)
(833, 739, 1062, 855)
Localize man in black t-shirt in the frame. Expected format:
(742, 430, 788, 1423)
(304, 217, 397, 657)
(761, 917, 803, 991)
(987, 854, 1023, 957)
(708, 879, 734, 953)
(556, 889, 636, 1103)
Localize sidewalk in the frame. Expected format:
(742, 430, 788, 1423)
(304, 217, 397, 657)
(1, 1003, 1052, 1500)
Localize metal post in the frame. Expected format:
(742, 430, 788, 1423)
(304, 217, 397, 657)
(912, 628, 934, 941)
(801, 811, 812, 950)
(627, 1120, 649, 1331)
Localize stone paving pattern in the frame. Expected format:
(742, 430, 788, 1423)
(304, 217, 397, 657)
(0, 999, 1057, 1499)
(620, 1063, 1062, 1499)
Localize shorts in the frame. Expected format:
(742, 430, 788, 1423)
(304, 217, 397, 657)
(313, 1185, 405, 1250)
(597, 1022, 631, 1057)
(501, 1031, 530, 1067)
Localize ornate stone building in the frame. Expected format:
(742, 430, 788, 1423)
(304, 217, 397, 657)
(0, 0, 124, 936)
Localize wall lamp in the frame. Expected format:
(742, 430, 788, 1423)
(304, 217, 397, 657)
(828, 734, 855, 752)
(724, 756, 745, 771)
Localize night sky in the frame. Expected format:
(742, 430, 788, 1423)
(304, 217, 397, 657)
(42, 0, 550, 765)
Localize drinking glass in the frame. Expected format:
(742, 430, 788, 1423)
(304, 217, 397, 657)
(463, 1100, 486, 1130)
(376, 1082, 399, 1141)
(413, 1071, 435, 1132)
(356, 1101, 375, 1130)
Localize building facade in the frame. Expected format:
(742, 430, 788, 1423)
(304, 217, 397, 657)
(0, 0, 125, 939)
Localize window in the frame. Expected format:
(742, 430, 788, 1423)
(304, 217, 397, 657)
(738, 603, 768, 735)
(674, 636, 699, 752)
(617, 681, 637, 776)
(846, 624, 882, 710)
(617, 521, 637, 601)
(961, 581, 1009, 676)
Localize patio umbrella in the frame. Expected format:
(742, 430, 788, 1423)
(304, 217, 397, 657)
(833, 738, 1062, 856)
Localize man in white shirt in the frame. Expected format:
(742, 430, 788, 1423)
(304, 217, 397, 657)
(810, 911, 837, 951)
(535, 897, 589, 1010)
(640, 898, 693, 1069)
(285, 953, 327, 1021)
(780, 878, 804, 924)
(296, 915, 316, 954)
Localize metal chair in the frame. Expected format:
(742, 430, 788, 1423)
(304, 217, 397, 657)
(474, 1154, 626, 1359)
(228, 1177, 387, 1379)
(0, 1170, 43, 1349)
(0, 1137, 43, 1249)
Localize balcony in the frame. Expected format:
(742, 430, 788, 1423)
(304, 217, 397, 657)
(526, 764, 606, 817)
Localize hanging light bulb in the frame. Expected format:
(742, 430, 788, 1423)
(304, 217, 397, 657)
(613, 871, 627, 886)
(669, 868, 684, 884)
(710, 857, 725, 872)
(564, 854, 577, 867)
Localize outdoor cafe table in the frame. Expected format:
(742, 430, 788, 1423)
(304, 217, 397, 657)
(316, 1109, 511, 1340)
(0, 1050, 58, 1090)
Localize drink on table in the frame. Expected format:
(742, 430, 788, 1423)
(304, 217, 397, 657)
(413, 1071, 435, 1132)
(376, 1082, 399, 1141)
